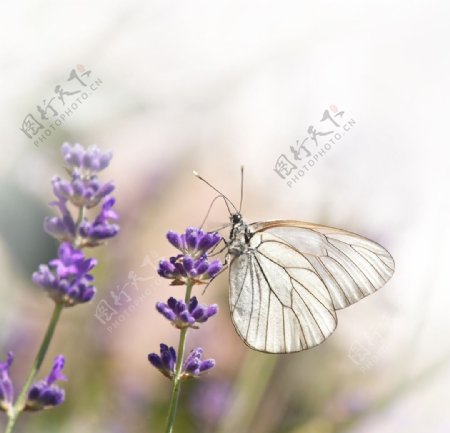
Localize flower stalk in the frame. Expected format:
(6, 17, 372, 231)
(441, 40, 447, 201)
(4, 304, 63, 433)
(165, 281, 194, 433)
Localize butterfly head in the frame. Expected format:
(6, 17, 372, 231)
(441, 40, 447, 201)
(231, 213, 243, 226)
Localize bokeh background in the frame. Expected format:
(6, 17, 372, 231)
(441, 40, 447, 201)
(1, 1, 450, 432)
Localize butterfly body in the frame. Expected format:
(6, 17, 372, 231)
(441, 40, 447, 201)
(228, 213, 253, 256)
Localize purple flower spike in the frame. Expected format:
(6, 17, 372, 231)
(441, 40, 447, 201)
(49, 243, 85, 277)
(32, 243, 97, 307)
(156, 297, 218, 329)
(157, 254, 223, 285)
(151, 225, 219, 389)
(158, 227, 223, 285)
(0, 352, 14, 413)
(165, 228, 222, 258)
(148, 344, 177, 379)
(52, 174, 115, 209)
(44, 200, 77, 243)
(79, 197, 120, 247)
(61, 143, 112, 175)
(182, 348, 215, 380)
(45, 143, 119, 248)
(61, 142, 83, 167)
(25, 355, 67, 411)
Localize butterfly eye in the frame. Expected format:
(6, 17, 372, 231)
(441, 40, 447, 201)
(231, 214, 242, 224)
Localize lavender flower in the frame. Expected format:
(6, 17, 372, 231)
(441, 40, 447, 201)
(32, 243, 97, 306)
(52, 174, 115, 209)
(158, 254, 222, 285)
(44, 142, 119, 247)
(2, 143, 119, 432)
(44, 200, 77, 243)
(158, 228, 223, 285)
(0, 352, 14, 413)
(166, 228, 221, 258)
(182, 348, 215, 379)
(78, 197, 120, 246)
(156, 297, 218, 329)
(25, 355, 67, 411)
(148, 346, 215, 381)
(61, 142, 112, 175)
(148, 344, 177, 379)
(35, 142, 120, 305)
(150, 227, 220, 431)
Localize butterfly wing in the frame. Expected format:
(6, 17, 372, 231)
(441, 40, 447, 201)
(228, 220, 394, 354)
(252, 220, 395, 310)
(229, 230, 338, 353)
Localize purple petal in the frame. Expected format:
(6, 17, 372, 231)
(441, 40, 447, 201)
(46, 355, 66, 385)
(167, 231, 182, 250)
(188, 297, 198, 312)
(199, 359, 215, 373)
(148, 353, 163, 369)
(195, 258, 209, 275)
(183, 256, 194, 272)
(207, 260, 223, 278)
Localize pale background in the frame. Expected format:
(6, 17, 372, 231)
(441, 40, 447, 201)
(0, 1, 449, 432)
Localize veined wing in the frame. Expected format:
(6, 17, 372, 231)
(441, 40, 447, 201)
(251, 220, 395, 310)
(229, 231, 337, 353)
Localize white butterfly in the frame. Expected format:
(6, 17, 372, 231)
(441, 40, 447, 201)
(195, 171, 395, 354)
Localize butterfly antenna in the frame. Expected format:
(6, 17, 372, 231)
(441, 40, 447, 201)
(199, 195, 225, 230)
(193, 171, 238, 215)
(239, 165, 244, 213)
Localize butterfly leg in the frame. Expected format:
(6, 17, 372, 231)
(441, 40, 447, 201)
(208, 237, 229, 257)
(201, 262, 228, 295)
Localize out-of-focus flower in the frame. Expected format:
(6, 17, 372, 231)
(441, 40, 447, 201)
(61, 142, 112, 175)
(79, 197, 120, 246)
(182, 348, 215, 379)
(52, 175, 115, 209)
(25, 355, 67, 411)
(156, 297, 218, 329)
(148, 344, 177, 379)
(44, 143, 119, 247)
(0, 352, 14, 413)
(32, 243, 97, 306)
(44, 200, 77, 243)
(189, 380, 232, 428)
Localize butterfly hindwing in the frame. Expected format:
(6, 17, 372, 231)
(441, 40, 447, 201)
(229, 231, 337, 353)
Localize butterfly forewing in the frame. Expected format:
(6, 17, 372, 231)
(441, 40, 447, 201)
(229, 220, 395, 354)
(253, 221, 395, 310)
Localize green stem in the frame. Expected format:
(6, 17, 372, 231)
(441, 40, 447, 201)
(4, 303, 64, 433)
(164, 281, 194, 433)
(76, 205, 85, 227)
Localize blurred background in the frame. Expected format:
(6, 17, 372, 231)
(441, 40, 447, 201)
(1, 1, 450, 432)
